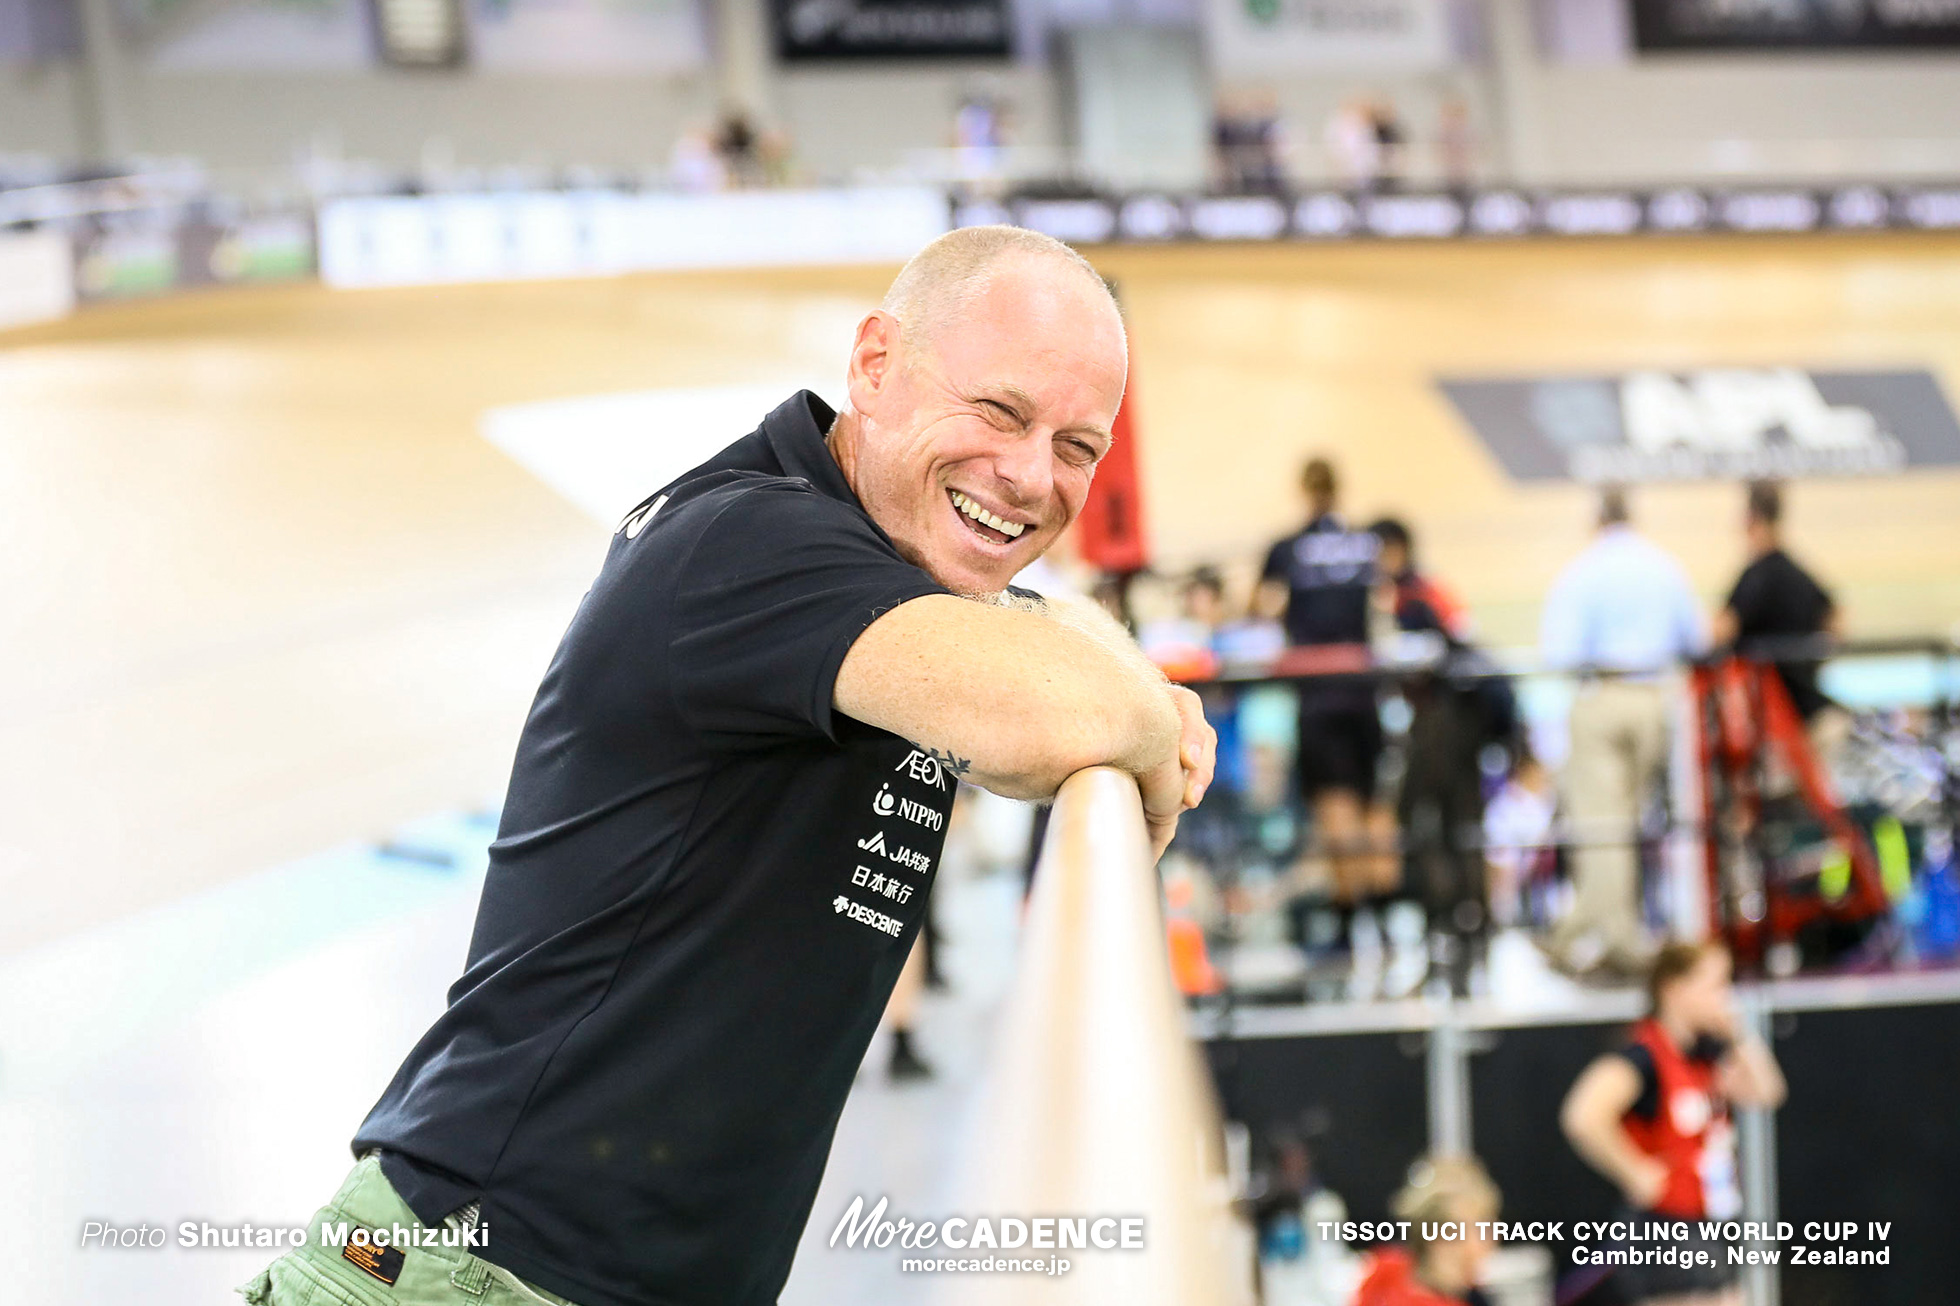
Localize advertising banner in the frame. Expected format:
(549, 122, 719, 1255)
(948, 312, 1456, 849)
(1439, 368, 1960, 483)
(1205, 0, 1453, 73)
(469, 0, 707, 72)
(1630, 0, 1960, 52)
(773, 0, 1011, 60)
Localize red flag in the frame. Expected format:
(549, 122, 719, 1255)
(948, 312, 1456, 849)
(1074, 380, 1148, 573)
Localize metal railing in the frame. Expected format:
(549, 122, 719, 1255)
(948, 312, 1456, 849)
(1166, 634, 1958, 1001)
(939, 766, 1255, 1304)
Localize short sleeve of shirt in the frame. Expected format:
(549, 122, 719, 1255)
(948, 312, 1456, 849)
(1617, 1043, 1661, 1122)
(1728, 553, 1833, 641)
(1261, 537, 1290, 583)
(669, 481, 949, 744)
(1726, 560, 1770, 631)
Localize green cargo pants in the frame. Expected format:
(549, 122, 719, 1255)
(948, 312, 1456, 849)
(237, 1155, 580, 1306)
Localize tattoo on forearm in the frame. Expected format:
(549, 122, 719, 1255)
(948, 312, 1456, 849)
(924, 748, 972, 778)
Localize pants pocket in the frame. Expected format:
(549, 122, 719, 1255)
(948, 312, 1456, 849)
(276, 1250, 399, 1306)
(235, 1266, 277, 1305)
(236, 1256, 331, 1306)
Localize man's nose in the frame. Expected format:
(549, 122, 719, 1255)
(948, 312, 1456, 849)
(990, 430, 1053, 507)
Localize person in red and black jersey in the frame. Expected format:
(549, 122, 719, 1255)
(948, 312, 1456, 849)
(1370, 516, 1468, 641)
(1560, 941, 1786, 1305)
(1353, 1156, 1502, 1306)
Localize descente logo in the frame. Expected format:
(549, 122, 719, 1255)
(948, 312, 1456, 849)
(829, 1196, 1144, 1253)
(832, 896, 903, 938)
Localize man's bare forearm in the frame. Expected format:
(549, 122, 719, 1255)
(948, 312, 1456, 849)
(1014, 591, 1180, 775)
(835, 593, 1182, 801)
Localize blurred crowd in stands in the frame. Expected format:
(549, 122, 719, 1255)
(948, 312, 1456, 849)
(1213, 94, 1480, 195)
(1118, 457, 1907, 1004)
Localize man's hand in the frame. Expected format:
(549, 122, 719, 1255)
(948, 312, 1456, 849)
(1139, 686, 1217, 861)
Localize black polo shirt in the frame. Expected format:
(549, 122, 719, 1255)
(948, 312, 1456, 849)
(1727, 547, 1834, 720)
(353, 391, 956, 1306)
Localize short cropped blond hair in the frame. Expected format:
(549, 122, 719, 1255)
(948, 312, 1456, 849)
(881, 224, 1120, 344)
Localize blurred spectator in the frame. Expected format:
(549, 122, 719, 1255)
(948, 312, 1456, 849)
(1482, 747, 1559, 930)
(1372, 517, 1500, 992)
(1090, 571, 1131, 628)
(1250, 1123, 1353, 1295)
(952, 93, 1010, 187)
(670, 123, 728, 192)
(1714, 479, 1841, 726)
(1372, 516, 1468, 640)
(1213, 90, 1287, 194)
(1213, 600, 1287, 667)
(756, 128, 795, 187)
(1539, 488, 1707, 980)
(1353, 1155, 1501, 1306)
(1560, 941, 1784, 1305)
(1259, 458, 1398, 956)
(1144, 568, 1257, 877)
(715, 112, 765, 187)
(1372, 99, 1408, 191)
(880, 937, 933, 1082)
(1326, 99, 1382, 190)
(1138, 567, 1227, 681)
(1436, 96, 1477, 191)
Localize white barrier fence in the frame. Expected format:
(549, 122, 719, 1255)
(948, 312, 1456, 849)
(0, 228, 77, 330)
(317, 186, 953, 288)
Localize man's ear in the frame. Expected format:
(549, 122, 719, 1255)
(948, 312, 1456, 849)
(846, 311, 899, 414)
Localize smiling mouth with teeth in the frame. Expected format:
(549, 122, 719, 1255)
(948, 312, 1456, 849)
(948, 489, 1027, 545)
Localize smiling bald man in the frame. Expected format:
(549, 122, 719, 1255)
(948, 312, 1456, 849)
(240, 226, 1215, 1306)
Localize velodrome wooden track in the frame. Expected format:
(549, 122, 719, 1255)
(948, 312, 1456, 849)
(3, 233, 1958, 952)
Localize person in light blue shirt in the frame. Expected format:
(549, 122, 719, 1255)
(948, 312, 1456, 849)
(1539, 488, 1707, 979)
(1541, 493, 1706, 679)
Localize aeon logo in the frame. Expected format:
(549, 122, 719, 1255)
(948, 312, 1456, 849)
(894, 749, 954, 792)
